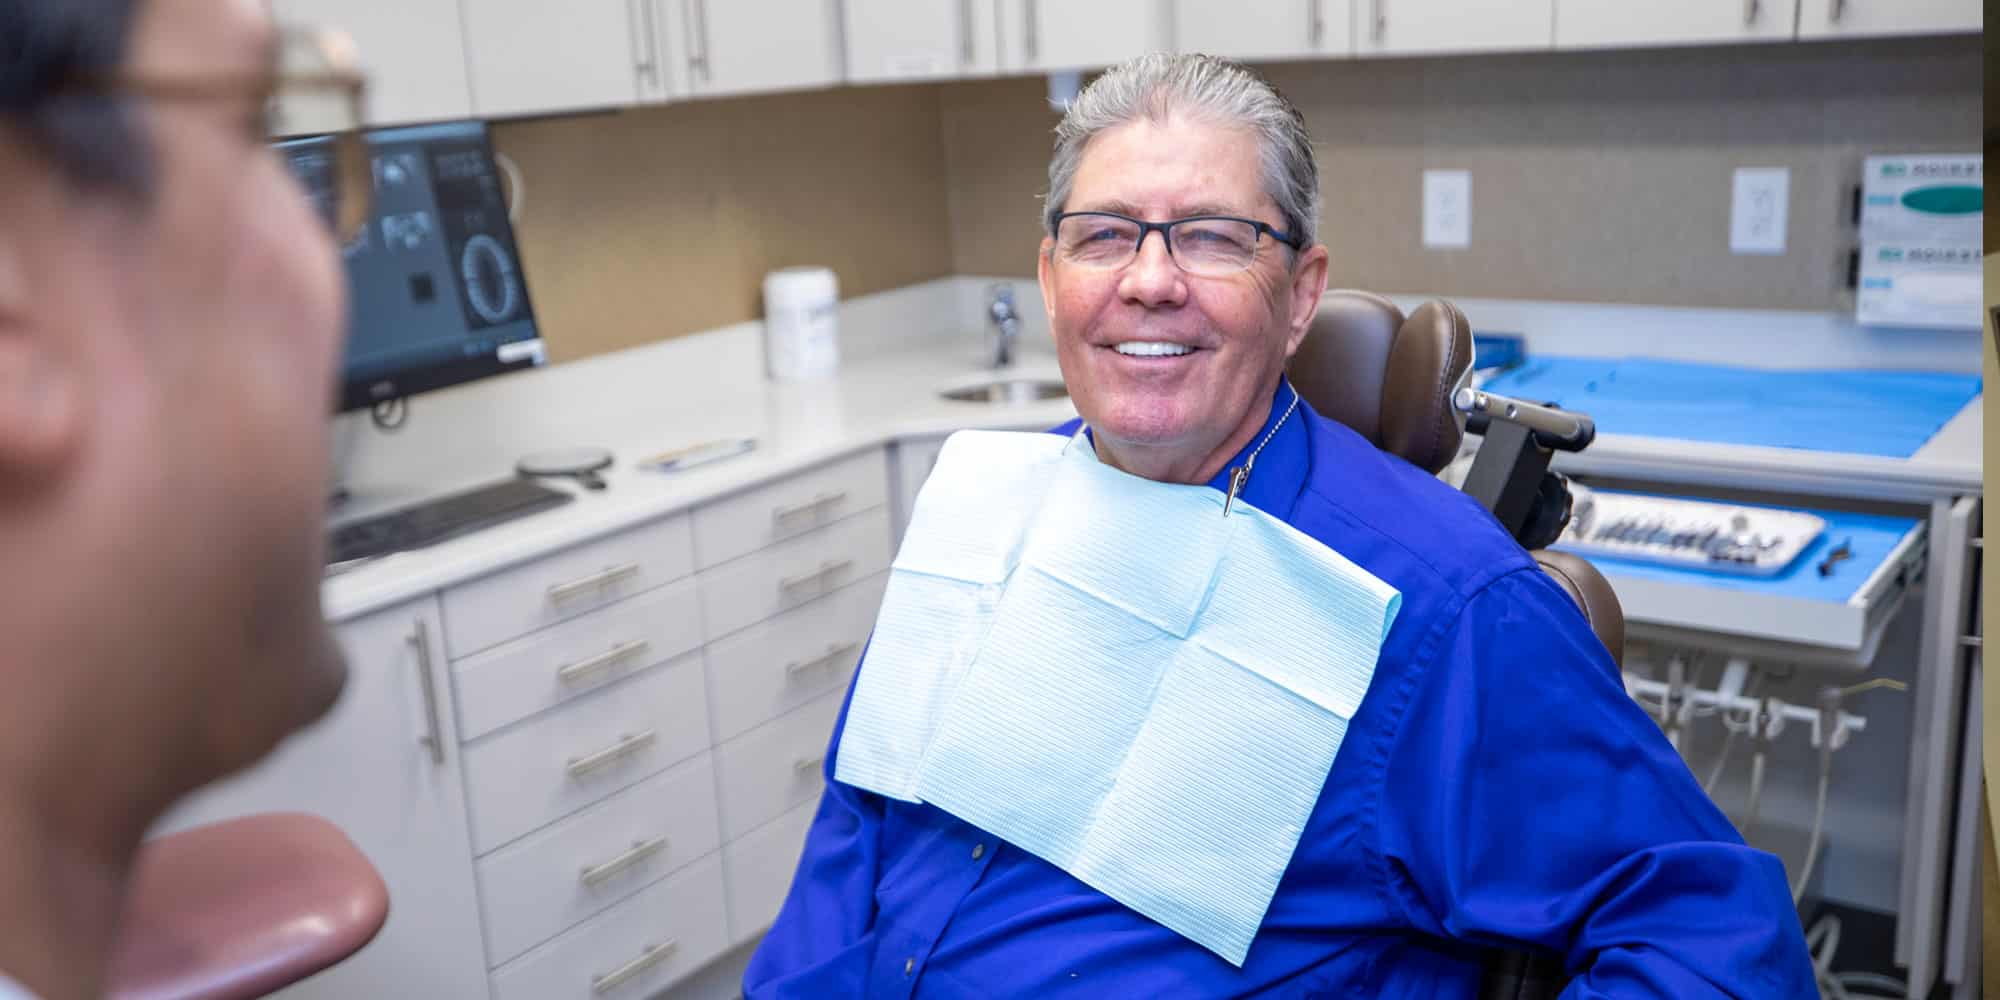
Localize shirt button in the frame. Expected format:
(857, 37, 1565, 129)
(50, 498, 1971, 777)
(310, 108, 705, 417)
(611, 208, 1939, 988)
(904, 957, 915, 976)
(971, 843, 986, 860)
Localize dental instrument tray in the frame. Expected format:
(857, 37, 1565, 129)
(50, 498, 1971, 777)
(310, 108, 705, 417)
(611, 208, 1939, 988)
(1555, 487, 1826, 577)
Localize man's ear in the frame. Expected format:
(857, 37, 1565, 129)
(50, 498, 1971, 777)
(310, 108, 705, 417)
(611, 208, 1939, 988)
(1282, 243, 1330, 359)
(1036, 237, 1057, 324)
(0, 234, 83, 487)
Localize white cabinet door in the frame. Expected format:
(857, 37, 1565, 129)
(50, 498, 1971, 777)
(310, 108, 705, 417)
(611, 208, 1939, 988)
(462, 0, 664, 118)
(846, 0, 1001, 83)
(888, 434, 950, 544)
(1796, 0, 1979, 37)
(1355, 0, 1554, 55)
(154, 598, 489, 1000)
(998, 0, 1171, 74)
(676, 0, 844, 99)
(273, 0, 473, 125)
(1173, 1, 1351, 61)
(1556, 0, 1795, 48)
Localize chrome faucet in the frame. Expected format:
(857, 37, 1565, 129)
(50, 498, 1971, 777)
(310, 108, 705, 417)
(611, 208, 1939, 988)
(987, 284, 1021, 368)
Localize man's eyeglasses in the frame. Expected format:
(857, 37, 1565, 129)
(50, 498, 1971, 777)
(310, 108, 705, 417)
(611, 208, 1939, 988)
(1049, 211, 1304, 277)
(67, 27, 371, 245)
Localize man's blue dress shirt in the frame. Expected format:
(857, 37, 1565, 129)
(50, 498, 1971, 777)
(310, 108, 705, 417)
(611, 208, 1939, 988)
(745, 385, 1816, 997)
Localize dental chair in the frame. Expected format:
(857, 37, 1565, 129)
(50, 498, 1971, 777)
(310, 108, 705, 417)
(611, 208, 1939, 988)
(1288, 290, 1622, 1000)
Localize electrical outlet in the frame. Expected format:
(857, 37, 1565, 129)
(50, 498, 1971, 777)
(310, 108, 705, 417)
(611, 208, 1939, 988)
(1730, 167, 1789, 255)
(1422, 170, 1470, 249)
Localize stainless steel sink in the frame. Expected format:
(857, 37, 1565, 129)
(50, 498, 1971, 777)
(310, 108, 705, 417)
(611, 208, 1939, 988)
(938, 377, 1069, 404)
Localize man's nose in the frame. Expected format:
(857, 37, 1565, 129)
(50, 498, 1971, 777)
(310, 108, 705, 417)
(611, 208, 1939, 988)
(1117, 229, 1188, 309)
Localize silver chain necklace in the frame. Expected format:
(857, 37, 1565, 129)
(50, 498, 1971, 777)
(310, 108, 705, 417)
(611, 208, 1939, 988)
(1223, 381, 1301, 517)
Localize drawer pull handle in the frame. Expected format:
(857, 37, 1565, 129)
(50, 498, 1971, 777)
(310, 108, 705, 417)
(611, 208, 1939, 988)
(548, 563, 642, 604)
(793, 754, 827, 774)
(771, 490, 849, 523)
(786, 641, 860, 678)
(558, 639, 653, 685)
(580, 836, 670, 887)
(568, 730, 658, 779)
(778, 558, 853, 593)
(591, 938, 679, 994)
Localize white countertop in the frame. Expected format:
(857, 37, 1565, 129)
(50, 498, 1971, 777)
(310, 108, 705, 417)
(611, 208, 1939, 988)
(323, 277, 1983, 622)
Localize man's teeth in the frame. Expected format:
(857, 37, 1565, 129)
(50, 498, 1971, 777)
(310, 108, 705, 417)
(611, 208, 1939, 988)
(1113, 341, 1195, 357)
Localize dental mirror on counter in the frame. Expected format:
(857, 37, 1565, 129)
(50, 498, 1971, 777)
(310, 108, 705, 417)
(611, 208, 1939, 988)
(517, 446, 614, 491)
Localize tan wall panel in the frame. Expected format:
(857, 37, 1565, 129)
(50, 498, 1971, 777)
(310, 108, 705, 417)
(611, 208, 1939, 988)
(943, 36, 1979, 310)
(493, 84, 953, 363)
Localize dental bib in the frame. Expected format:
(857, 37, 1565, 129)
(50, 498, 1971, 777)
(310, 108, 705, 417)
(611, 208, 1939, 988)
(835, 429, 1401, 965)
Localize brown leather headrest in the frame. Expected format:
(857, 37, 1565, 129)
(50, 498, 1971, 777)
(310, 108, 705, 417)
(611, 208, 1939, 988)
(1287, 290, 1473, 475)
(1531, 549, 1626, 668)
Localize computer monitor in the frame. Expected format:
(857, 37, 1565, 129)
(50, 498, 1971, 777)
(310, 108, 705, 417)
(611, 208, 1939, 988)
(278, 121, 546, 413)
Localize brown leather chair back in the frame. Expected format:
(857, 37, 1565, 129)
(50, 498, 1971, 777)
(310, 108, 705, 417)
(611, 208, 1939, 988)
(1288, 290, 1625, 669)
(1286, 290, 1471, 476)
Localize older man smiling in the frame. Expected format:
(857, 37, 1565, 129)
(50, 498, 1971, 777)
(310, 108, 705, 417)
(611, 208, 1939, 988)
(746, 54, 1814, 998)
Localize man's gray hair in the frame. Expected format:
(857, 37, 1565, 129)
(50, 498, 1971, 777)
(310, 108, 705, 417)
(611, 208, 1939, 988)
(1044, 53, 1319, 248)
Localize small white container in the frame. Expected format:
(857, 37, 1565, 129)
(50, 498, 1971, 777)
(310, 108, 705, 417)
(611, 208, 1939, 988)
(761, 267, 840, 381)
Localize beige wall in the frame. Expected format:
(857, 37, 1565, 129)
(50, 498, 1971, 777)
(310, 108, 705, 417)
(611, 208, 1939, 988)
(491, 83, 953, 363)
(496, 36, 1977, 363)
(943, 35, 1980, 310)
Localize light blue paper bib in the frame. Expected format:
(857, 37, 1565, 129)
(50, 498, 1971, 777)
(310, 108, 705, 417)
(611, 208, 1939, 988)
(835, 430, 1401, 965)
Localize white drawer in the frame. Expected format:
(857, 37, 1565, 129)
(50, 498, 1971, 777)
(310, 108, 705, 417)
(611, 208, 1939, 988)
(691, 448, 888, 570)
(453, 578, 703, 742)
(491, 852, 729, 1000)
(706, 572, 885, 742)
(477, 753, 722, 966)
(724, 801, 817, 944)
(442, 513, 695, 659)
(464, 654, 709, 854)
(714, 691, 844, 841)
(696, 506, 892, 642)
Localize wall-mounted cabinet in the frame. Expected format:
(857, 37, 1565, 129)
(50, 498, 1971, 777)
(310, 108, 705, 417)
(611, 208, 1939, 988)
(1173, 0, 1352, 61)
(1795, 0, 1981, 39)
(846, 0, 1002, 83)
(1555, 0, 1797, 49)
(1355, 0, 1556, 56)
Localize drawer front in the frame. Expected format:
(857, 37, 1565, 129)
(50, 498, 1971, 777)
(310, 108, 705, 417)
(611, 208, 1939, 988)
(724, 801, 818, 944)
(490, 852, 729, 1000)
(442, 513, 695, 659)
(696, 506, 892, 642)
(464, 654, 709, 855)
(454, 578, 704, 741)
(706, 572, 886, 742)
(477, 753, 723, 966)
(691, 448, 888, 570)
(714, 691, 845, 841)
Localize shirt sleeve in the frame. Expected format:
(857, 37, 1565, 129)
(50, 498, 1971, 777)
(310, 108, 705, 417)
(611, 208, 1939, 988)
(1375, 568, 1817, 998)
(742, 672, 885, 998)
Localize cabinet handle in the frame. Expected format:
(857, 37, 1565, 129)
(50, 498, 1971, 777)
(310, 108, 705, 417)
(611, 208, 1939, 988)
(548, 563, 641, 604)
(786, 640, 859, 678)
(409, 621, 445, 765)
(580, 836, 670, 887)
(1309, 0, 1324, 46)
(1744, 0, 1760, 23)
(793, 753, 827, 774)
(568, 730, 658, 779)
(1024, 0, 1038, 63)
(591, 939, 678, 994)
(631, 0, 659, 84)
(557, 639, 652, 685)
(771, 490, 848, 523)
(960, 0, 976, 65)
(1829, 0, 1845, 22)
(683, 0, 710, 83)
(778, 558, 852, 593)
(1372, 0, 1386, 41)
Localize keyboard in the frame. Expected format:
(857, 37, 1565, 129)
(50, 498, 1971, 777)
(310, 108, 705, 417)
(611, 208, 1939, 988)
(1552, 487, 1826, 577)
(327, 477, 573, 566)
